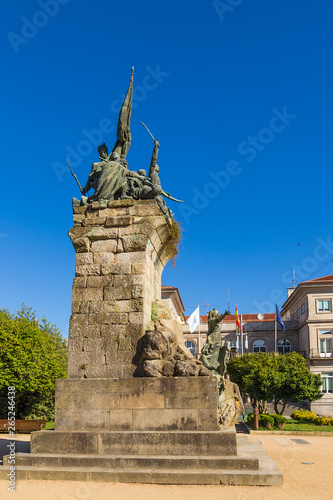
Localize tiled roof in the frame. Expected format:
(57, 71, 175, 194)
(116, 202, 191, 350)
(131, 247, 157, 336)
(185, 313, 275, 323)
(222, 313, 275, 323)
(302, 274, 333, 284)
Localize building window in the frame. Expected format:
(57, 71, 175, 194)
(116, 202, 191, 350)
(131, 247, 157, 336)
(229, 340, 240, 352)
(319, 329, 332, 335)
(321, 373, 333, 394)
(317, 299, 331, 313)
(301, 303, 305, 314)
(185, 341, 196, 355)
(278, 339, 291, 354)
(253, 340, 266, 353)
(320, 338, 332, 357)
(296, 308, 300, 318)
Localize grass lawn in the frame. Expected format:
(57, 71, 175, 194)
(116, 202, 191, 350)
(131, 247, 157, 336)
(283, 419, 333, 432)
(45, 421, 55, 430)
(251, 419, 333, 432)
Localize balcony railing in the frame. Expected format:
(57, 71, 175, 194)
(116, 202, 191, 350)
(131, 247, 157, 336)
(309, 348, 333, 359)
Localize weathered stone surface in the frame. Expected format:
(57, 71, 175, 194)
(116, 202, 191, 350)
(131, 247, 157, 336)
(72, 287, 103, 302)
(72, 277, 87, 288)
(82, 216, 106, 226)
(174, 360, 200, 376)
(75, 264, 101, 276)
(104, 299, 144, 314)
(141, 331, 170, 360)
(121, 234, 148, 252)
(72, 237, 90, 253)
(218, 379, 244, 430)
(142, 359, 175, 377)
(93, 252, 115, 265)
(68, 226, 89, 240)
(107, 199, 135, 208)
(91, 239, 117, 253)
(116, 251, 146, 265)
(106, 216, 133, 227)
(131, 263, 145, 274)
(91, 200, 107, 209)
(86, 276, 113, 288)
(76, 253, 94, 265)
(88, 227, 118, 240)
(68, 201, 178, 379)
(104, 285, 132, 301)
(73, 206, 88, 214)
(31, 431, 98, 454)
(100, 263, 131, 275)
(72, 300, 89, 314)
(128, 201, 162, 217)
(54, 378, 220, 431)
(132, 409, 198, 431)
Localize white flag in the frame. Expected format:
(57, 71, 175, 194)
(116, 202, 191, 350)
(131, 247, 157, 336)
(186, 306, 200, 333)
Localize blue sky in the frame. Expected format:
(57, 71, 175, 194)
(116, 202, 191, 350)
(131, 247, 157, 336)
(1, 0, 333, 336)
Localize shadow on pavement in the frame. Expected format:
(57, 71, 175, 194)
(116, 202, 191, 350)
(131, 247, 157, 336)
(0, 436, 30, 465)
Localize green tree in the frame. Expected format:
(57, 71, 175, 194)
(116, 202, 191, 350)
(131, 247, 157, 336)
(0, 304, 67, 420)
(272, 352, 323, 414)
(227, 352, 322, 415)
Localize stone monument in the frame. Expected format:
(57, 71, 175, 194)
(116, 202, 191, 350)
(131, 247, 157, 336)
(1, 69, 283, 485)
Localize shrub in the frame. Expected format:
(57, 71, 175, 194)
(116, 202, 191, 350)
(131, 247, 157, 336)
(259, 414, 274, 429)
(247, 413, 254, 427)
(270, 413, 287, 430)
(316, 417, 333, 426)
(291, 410, 317, 423)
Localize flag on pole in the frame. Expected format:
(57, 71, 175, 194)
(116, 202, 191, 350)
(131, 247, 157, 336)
(186, 306, 200, 333)
(275, 304, 285, 331)
(235, 304, 241, 333)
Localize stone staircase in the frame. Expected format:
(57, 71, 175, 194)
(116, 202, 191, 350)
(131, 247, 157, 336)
(1, 429, 282, 485)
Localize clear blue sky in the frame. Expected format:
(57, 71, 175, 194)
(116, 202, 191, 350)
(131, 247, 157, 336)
(1, 0, 333, 336)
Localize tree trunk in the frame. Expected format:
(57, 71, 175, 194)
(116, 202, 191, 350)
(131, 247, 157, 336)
(280, 399, 288, 416)
(258, 400, 267, 414)
(274, 398, 281, 414)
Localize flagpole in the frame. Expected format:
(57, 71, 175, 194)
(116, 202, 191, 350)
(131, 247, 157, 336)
(198, 304, 200, 358)
(274, 302, 277, 352)
(241, 314, 243, 355)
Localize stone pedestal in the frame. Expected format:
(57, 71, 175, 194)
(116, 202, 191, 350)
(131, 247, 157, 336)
(54, 377, 220, 432)
(68, 199, 177, 379)
(0, 200, 283, 486)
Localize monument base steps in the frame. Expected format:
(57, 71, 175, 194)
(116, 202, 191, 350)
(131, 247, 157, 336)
(1, 436, 283, 486)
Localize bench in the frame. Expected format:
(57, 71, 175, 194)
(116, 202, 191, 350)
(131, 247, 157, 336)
(0, 419, 46, 433)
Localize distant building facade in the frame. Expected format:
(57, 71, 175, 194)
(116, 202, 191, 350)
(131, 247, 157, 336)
(162, 274, 333, 416)
(281, 275, 333, 416)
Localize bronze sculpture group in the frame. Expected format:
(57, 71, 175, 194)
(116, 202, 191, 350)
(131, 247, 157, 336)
(70, 68, 181, 223)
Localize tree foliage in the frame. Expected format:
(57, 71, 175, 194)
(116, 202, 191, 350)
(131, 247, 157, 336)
(0, 304, 67, 419)
(227, 352, 322, 415)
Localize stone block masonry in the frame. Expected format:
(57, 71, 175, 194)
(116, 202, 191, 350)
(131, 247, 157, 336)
(54, 377, 220, 432)
(68, 199, 177, 379)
